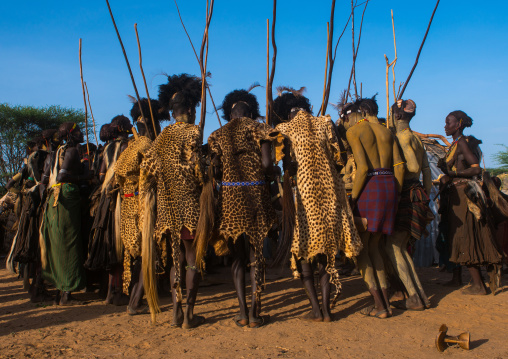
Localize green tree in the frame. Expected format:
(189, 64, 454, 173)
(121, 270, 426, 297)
(0, 103, 87, 190)
(488, 144, 508, 176)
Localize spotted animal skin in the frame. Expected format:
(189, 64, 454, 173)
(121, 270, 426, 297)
(273, 111, 363, 298)
(140, 123, 203, 294)
(208, 117, 277, 299)
(114, 136, 152, 294)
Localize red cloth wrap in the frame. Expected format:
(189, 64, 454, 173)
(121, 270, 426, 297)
(355, 169, 398, 235)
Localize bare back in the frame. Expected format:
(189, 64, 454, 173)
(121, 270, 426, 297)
(346, 122, 404, 200)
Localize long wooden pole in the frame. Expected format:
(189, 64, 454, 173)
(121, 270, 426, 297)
(266, 19, 270, 125)
(105, 0, 147, 130)
(134, 23, 158, 137)
(346, 0, 369, 101)
(173, 0, 221, 128)
(319, 22, 330, 116)
(78, 38, 90, 161)
(384, 54, 397, 127)
(398, 0, 440, 99)
(267, 0, 277, 126)
(198, 0, 214, 132)
(84, 82, 99, 144)
(391, 10, 398, 100)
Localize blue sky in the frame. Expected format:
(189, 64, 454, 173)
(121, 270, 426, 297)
(1, 1, 507, 167)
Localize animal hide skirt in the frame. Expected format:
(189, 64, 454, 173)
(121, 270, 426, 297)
(85, 190, 120, 271)
(447, 180, 502, 265)
(12, 188, 41, 264)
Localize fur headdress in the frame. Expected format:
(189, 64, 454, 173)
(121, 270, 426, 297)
(158, 73, 202, 113)
(220, 89, 261, 121)
(129, 97, 168, 123)
(272, 86, 311, 126)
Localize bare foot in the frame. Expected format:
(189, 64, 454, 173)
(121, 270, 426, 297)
(171, 305, 184, 327)
(300, 311, 323, 322)
(182, 315, 205, 329)
(462, 285, 487, 296)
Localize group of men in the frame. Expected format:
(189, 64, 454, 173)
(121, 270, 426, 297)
(3, 72, 504, 329)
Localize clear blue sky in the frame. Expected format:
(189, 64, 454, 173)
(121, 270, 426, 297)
(1, 1, 507, 167)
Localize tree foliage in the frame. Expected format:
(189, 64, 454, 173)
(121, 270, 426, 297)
(493, 145, 508, 168)
(0, 103, 86, 190)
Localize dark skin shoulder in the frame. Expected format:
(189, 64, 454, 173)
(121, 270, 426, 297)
(98, 140, 129, 183)
(56, 147, 92, 184)
(440, 137, 481, 185)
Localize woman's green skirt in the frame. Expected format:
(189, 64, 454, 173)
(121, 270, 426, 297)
(41, 183, 85, 292)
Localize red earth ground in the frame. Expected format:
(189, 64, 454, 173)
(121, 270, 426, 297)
(0, 261, 506, 358)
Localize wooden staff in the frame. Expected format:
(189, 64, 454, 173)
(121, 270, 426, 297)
(323, 0, 350, 114)
(391, 10, 397, 100)
(385, 9, 398, 129)
(319, 22, 330, 116)
(266, 19, 270, 125)
(173, 0, 221, 128)
(198, 0, 214, 132)
(78, 39, 90, 162)
(346, 0, 369, 101)
(84, 82, 99, 144)
(398, 0, 440, 99)
(105, 0, 148, 134)
(384, 54, 397, 127)
(267, 0, 277, 126)
(350, 0, 356, 98)
(134, 23, 158, 137)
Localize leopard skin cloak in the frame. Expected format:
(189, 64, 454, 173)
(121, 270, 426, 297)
(140, 123, 203, 293)
(208, 117, 277, 298)
(274, 111, 363, 296)
(114, 135, 152, 294)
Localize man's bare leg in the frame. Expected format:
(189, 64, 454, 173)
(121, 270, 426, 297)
(357, 232, 388, 317)
(230, 237, 249, 326)
(386, 230, 424, 310)
(182, 239, 204, 329)
(170, 248, 185, 327)
(299, 259, 323, 321)
(317, 255, 332, 322)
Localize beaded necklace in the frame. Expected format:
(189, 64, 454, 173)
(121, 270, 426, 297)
(445, 135, 462, 161)
(447, 135, 462, 153)
(356, 118, 369, 125)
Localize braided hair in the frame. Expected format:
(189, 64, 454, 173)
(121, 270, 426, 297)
(110, 115, 132, 135)
(99, 124, 116, 142)
(448, 110, 473, 129)
(57, 122, 82, 144)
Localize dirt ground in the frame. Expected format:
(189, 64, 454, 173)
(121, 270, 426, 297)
(0, 261, 507, 359)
